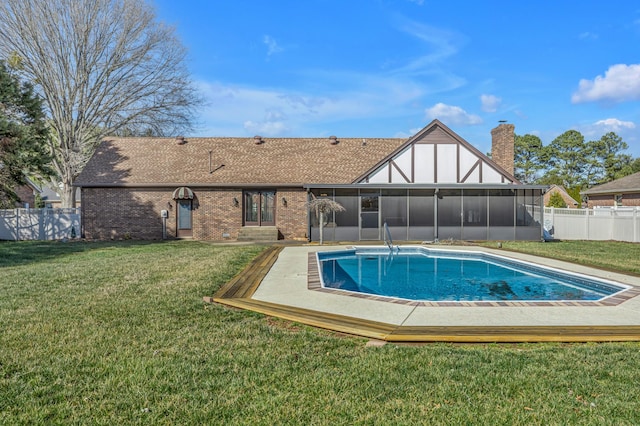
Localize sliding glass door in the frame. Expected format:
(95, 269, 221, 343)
(244, 190, 276, 226)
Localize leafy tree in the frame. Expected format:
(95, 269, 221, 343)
(34, 192, 45, 208)
(0, 60, 51, 208)
(584, 132, 633, 185)
(0, 0, 200, 207)
(547, 192, 567, 208)
(545, 130, 587, 188)
(514, 134, 546, 184)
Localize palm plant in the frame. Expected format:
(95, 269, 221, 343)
(307, 197, 345, 244)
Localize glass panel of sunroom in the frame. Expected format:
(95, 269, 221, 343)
(408, 189, 434, 240)
(334, 189, 359, 241)
(381, 189, 408, 241)
(437, 189, 462, 240)
(488, 189, 515, 240)
(462, 189, 488, 240)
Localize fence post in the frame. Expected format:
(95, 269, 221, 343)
(15, 208, 19, 241)
(633, 207, 640, 243)
(585, 208, 590, 240)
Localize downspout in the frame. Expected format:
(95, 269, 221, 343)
(306, 189, 312, 242)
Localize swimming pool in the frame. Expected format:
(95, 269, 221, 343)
(317, 247, 629, 302)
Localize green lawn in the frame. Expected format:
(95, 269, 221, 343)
(480, 240, 640, 275)
(1, 240, 640, 425)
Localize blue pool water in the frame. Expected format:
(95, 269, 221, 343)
(317, 247, 626, 302)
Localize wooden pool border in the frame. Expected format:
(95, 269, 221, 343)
(208, 245, 640, 343)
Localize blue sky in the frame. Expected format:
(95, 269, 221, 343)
(154, 0, 640, 156)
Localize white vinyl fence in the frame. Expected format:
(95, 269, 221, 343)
(544, 207, 640, 243)
(0, 208, 81, 241)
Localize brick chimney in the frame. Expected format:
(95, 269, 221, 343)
(490, 122, 515, 175)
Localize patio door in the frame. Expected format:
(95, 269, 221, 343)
(244, 190, 276, 226)
(360, 194, 380, 240)
(176, 199, 193, 237)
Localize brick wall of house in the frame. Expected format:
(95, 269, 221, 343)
(587, 193, 640, 208)
(586, 195, 614, 208)
(82, 187, 170, 239)
(276, 189, 309, 240)
(82, 187, 310, 241)
(622, 193, 640, 206)
(15, 185, 35, 207)
(191, 189, 243, 240)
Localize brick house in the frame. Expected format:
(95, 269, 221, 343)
(543, 185, 579, 208)
(14, 183, 36, 208)
(75, 120, 546, 241)
(581, 171, 640, 208)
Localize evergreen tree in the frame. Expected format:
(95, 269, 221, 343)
(514, 134, 547, 184)
(545, 130, 587, 188)
(547, 192, 567, 208)
(0, 60, 51, 208)
(584, 132, 633, 185)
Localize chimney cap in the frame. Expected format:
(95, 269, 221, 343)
(253, 135, 263, 144)
(175, 136, 186, 145)
(329, 135, 338, 145)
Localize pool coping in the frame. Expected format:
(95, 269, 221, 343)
(211, 245, 640, 342)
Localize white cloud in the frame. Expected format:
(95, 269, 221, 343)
(425, 103, 482, 126)
(394, 127, 423, 138)
(480, 94, 501, 112)
(572, 64, 640, 103)
(192, 19, 469, 136)
(576, 118, 637, 141)
(243, 120, 289, 135)
(578, 32, 598, 40)
(193, 79, 423, 136)
(394, 18, 465, 74)
(263, 35, 284, 57)
(593, 118, 636, 132)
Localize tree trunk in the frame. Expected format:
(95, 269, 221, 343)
(319, 211, 324, 245)
(60, 180, 76, 208)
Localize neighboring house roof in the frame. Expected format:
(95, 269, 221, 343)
(75, 120, 517, 188)
(18, 177, 81, 204)
(581, 172, 640, 196)
(545, 184, 578, 207)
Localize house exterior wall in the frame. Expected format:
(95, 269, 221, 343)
(82, 187, 170, 239)
(15, 185, 35, 207)
(543, 187, 578, 208)
(275, 189, 309, 240)
(81, 187, 310, 240)
(623, 193, 640, 206)
(587, 193, 640, 208)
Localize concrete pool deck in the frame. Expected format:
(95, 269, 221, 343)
(214, 245, 640, 342)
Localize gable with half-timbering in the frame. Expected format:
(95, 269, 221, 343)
(357, 120, 516, 184)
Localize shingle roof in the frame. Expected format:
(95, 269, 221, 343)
(581, 171, 640, 195)
(75, 136, 407, 187)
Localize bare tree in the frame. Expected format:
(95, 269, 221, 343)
(0, 0, 200, 206)
(307, 198, 345, 245)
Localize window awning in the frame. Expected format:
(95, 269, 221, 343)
(172, 186, 194, 200)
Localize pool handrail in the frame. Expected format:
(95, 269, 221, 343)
(383, 221, 396, 252)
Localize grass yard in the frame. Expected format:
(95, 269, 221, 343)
(480, 240, 640, 275)
(1, 240, 640, 424)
